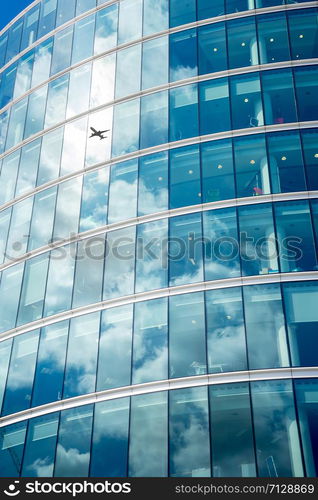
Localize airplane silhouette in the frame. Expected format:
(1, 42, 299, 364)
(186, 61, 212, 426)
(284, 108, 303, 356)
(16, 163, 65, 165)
(89, 127, 109, 140)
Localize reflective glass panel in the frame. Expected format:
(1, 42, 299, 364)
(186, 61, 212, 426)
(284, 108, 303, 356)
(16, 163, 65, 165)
(54, 405, 93, 477)
(230, 73, 264, 129)
(142, 36, 168, 90)
(169, 213, 204, 286)
(44, 248, 76, 317)
(0, 264, 24, 333)
(295, 379, 318, 477)
(197, 0, 224, 19)
(238, 204, 279, 276)
(209, 383, 256, 477)
(302, 129, 318, 190)
(32, 38, 53, 87)
(294, 66, 318, 122)
(234, 135, 270, 198)
(112, 99, 140, 157)
(206, 288, 247, 373)
(227, 17, 259, 69)
(169, 292, 206, 378)
(53, 177, 82, 240)
(135, 220, 168, 293)
(169, 84, 199, 142)
(143, 0, 169, 36)
(170, 0, 196, 28)
(198, 23, 227, 75)
(170, 144, 201, 209)
(257, 13, 290, 64)
(2, 330, 40, 416)
(169, 387, 211, 477)
(0, 340, 13, 413)
(97, 305, 133, 390)
(94, 4, 118, 54)
(129, 392, 168, 476)
(21, 413, 59, 478)
(251, 380, 303, 477)
(108, 159, 138, 224)
(267, 131, 307, 193)
(51, 26, 73, 75)
(243, 283, 289, 369)
(118, 0, 142, 44)
(0, 422, 27, 477)
(288, 9, 318, 60)
(132, 299, 168, 383)
(274, 200, 317, 273)
(261, 69, 298, 125)
(138, 152, 168, 216)
(200, 79, 230, 134)
(37, 127, 63, 185)
(15, 139, 41, 196)
(32, 321, 69, 407)
(103, 227, 136, 299)
(140, 91, 168, 149)
(90, 399, 129, 477)
(283, 282, 318, 368)
(203, 208, 240, 280)
(170, 29, 197, 82)
(115, 45, 141, 99)
(202, 140, 235, 202)
(63, 313, 100, 398)
(79, 168, 109, 232)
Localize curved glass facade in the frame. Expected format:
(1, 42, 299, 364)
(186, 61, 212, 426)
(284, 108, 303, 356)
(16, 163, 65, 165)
(0, 0, 318, 478)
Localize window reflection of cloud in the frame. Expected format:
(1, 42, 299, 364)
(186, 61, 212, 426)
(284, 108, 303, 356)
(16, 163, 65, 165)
(90, 55, 115, 108)
(86, 108, 113, 167)
(138, 180, 168, 215)
(170, 388, 210, 477)
(60, 117, 87, 176)
(27, 457, 54, 477)
(55, 444, 90, 477)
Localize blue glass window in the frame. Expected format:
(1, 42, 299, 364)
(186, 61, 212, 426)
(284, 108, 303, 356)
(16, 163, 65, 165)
(170, 29, 197, 82)
(76, 0, 96, 15)
(197, 0, 224, 19)
(203, 208, 240, 280)
(142, 36, 168, 90)
(169, 292, 206, 378)
(227, 17, 259, 69)
(294, 66, 318, 122)
(0, 340, 12, 412)
(238, 204, 279, 276)
(6, 21, 23, 63)
(132, 299, 168, 383)
(56, 0, 76, 27)
(243, 283, 289, 369)
(24, 86, 48, 139)
(169, 213, 204, 286)
(80, 168, 109, 232)
(283, 282, 318, 368)
(21, 413, 59, 477)
(6, 97, 28, 150)
(200, 79, 230, 134)
(135, 220, 168, 293)
(234, 135, 270, 198)
(201, 139, 235, 202)
(63, 313, 100, 398)
(38, 0, 57, 39)
(28, 188, 57, 251)
(97, 305, 133, 390)
(14, 51, 34, 99)
(94, 4, 118, 54)
(138, 152, 168, 216)
(302, 129, 318, 190)
(115, 45, 141, 99)
(31, 38, 53, 87)
(118, 0, 143, 44)
(108, 159, 138, 223)
(16, 139, 41, 196)
(267, 131, 307, 193)
(54, 405, 93, 477)
(251, 380, 303, 477)
(44, 248, 76, 317)
(2, 330, 40, 416)
(129, 392, 168, 476)
(295, 379, 318, 477)
(103, 227, 136, 299)
(90, 399, 129, 477)
(169, 84, 199, 142)
(72, 14, 95, 65)
(45, 74, 69, 129)
(0, 422, 27, 477)
(0, 65, 17, 108)
(32, 321, 69, 407)
(112, 99, 140, 157)
(209, 383, 256, 477)
(257, 12, 290, 64)
(226, 0, 254, 13)
(0, 263, 24, 333)
(53, 177, 82, 240)
(261, 69, 298, 125)
(230, 73, 264, 130)
(51, 26, 73, 75)
(143, 0, 169, 36)
(206, 288, 247, 373)
(198, 23, 227, 75)
(170, 0, 196, 28)
(21, 6, 40, 51)
(170, 144, 201, 209)
(288, 9, 318, 60)
(274, 200, 317, 273)
(37, 127, 63, 185)
(169, 387, 211, 477)
(140, 91, 168, 149)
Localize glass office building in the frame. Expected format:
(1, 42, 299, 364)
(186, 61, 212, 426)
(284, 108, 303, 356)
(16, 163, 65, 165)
(0, 0, 318, 478)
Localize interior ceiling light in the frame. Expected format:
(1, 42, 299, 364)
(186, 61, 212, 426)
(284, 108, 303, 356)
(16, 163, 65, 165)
(270, 38, 274, 42)
(244, 98, 249, 103)
(281, 156, 287, 161)
(217, 164, 223, 169)
(250, 160, 256, 165)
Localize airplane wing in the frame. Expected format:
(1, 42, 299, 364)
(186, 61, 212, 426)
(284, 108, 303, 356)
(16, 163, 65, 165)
(90, 127, 97, 133)
(100, 129, 110, 133)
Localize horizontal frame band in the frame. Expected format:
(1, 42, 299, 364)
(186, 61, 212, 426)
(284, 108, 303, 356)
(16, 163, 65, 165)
(0, 366, 317, 428)
(0, 270, 317, 344)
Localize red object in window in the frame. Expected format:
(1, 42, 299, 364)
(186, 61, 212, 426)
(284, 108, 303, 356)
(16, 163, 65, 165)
(253, 187, 263, 195)
(275, 117, 284, 124)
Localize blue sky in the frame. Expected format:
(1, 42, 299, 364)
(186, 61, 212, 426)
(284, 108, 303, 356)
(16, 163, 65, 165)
(1, 0, 34, 30)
